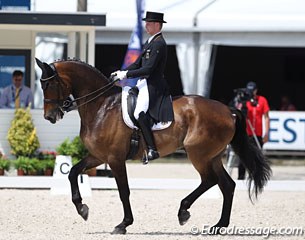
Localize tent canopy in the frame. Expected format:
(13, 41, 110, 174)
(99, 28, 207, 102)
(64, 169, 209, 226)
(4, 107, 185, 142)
(30, 0, 305, 96)
(32, 0, 305, 46)
(86, 0, 305, 32)
(31, 0, 305, 32)
(197, 0, 305, 32)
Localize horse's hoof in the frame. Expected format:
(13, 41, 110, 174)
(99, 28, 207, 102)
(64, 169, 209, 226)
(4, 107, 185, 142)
(79, 204, 89, 221)
(111, 227, 127, 235)
(178, 210, 191, 225)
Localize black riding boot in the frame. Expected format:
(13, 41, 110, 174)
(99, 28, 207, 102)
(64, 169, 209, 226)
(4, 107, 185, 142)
(137, 112, 159, 164)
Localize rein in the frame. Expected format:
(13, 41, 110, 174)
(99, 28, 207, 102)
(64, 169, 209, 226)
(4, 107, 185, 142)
(40, 64, 118, 112)
(63, 80, 117, 111)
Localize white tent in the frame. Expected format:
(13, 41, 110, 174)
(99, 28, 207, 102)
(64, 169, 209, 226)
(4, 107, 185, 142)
(33, 0, 305, 95)
(86, 0, 305, 96)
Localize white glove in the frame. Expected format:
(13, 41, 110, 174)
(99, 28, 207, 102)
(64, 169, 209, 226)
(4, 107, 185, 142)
(111, 70, 119, 76)
(111, 70, 128, 81)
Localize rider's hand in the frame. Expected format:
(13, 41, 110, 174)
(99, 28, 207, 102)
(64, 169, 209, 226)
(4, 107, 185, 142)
(110, 70, 119, 76)
(111, 70, 128, 81)
(116, 70, 128, 80)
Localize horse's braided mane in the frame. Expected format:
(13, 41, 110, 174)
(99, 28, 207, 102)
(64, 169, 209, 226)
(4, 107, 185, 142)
(54, 58, 110, 82)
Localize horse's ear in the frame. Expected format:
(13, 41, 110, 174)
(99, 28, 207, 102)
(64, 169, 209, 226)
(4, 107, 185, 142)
(35, 58, 54, 77)
(35, 58, 44, 70)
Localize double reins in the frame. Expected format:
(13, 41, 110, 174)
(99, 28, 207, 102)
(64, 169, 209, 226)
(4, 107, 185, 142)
(40, 64, 118, 112)
(62, 80, 117, 112)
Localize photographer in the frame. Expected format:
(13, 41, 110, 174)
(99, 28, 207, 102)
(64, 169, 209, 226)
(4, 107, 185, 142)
(230, 82, 270, 179)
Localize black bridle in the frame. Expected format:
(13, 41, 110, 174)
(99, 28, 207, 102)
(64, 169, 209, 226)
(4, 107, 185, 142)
(40, 64, 118, 113)
(40, 65, 66, 106)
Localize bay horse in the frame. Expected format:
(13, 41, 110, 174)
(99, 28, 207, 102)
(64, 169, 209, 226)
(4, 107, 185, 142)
(35, 58, 271, 234)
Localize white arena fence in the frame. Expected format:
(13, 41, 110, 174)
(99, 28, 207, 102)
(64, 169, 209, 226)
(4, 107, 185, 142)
(1, 109, 305, 156)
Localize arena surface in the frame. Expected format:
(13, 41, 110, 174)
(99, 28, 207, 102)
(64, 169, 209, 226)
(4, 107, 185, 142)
(0, 162, 304, 240)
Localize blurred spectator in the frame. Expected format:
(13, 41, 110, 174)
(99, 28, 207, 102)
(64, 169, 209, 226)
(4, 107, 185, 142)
(280, 95, 296, 111)
(0, 70, 34, 109)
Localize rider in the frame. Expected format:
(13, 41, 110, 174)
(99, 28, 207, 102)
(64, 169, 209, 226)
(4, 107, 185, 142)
(111, 11, 174, 163)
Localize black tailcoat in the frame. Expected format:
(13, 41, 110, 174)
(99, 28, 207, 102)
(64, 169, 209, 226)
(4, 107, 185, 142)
(125, 33, 174, 122)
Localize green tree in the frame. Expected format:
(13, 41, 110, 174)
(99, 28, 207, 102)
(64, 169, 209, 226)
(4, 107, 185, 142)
(7, 107, 40, 157)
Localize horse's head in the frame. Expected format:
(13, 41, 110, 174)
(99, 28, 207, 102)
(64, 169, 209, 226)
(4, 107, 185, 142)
(35, 58, 71, 124)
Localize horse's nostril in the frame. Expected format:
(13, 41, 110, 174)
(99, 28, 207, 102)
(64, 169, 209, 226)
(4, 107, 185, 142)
(45, 115, 56, 124)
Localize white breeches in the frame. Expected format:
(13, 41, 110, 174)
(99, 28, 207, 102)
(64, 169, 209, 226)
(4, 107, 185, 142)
(134, 78, 149, 120)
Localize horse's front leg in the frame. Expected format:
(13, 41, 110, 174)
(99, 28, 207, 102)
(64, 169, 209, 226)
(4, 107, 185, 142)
(68, 154, 101, 221)
(109, 161, 134, 234)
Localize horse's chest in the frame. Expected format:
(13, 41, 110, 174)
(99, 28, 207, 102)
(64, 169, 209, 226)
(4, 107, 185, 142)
(81, 131, 100, 153)
(81, 127, 109, 154)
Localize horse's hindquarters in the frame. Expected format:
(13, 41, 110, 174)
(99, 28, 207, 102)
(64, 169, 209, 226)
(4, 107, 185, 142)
(172, 96, 235, 155)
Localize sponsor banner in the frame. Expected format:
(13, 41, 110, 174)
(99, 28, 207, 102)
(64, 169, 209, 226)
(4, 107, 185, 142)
(0, 0, 30, 10)
(264, 111, 305, 150)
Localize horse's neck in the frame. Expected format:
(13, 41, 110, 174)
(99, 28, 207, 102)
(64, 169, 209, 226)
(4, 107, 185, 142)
(63, 63, 121, 122)
(71, 75, 104, 99)
(74, 82, 121, 122)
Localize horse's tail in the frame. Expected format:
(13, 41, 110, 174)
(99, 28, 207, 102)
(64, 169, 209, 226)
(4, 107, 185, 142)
(230, 108, 272, 201)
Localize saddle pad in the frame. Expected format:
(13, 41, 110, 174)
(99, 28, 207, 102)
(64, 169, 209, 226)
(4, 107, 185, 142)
(121, 86, 172, 130)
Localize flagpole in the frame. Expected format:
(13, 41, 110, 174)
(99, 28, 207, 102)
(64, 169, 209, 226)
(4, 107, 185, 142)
(120, 0, 145, 87)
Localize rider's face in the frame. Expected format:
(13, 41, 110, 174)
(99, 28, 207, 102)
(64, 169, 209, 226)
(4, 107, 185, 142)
(145, 21, 161, 36)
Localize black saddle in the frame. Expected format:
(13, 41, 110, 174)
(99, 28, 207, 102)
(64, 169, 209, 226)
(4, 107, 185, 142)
(126, 86, 140, 160)
(127, 86, 139, 127)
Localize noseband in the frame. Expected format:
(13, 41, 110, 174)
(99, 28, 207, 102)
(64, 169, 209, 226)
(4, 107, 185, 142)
(40, 64, 118, 113)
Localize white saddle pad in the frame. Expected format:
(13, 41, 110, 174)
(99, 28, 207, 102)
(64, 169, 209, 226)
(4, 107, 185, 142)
(121, 86, 172, 130)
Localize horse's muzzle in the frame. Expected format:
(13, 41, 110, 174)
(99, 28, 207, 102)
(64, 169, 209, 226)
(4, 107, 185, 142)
(45, 114, 57, 124)
(44, 109, 63, 124)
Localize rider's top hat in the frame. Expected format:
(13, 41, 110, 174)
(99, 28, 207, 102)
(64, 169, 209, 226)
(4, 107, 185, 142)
(142, 11, 167, 23)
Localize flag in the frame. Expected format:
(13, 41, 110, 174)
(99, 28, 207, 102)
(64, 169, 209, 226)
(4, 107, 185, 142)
(120, 0, 145, 87)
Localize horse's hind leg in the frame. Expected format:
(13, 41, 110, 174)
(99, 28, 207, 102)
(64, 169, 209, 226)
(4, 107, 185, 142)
(178, 176, 217, 225)
(211, 160, 236, 230)
(68, 154, 101, 221)
(178, 152, 235, 230)
(178, 155, 218, 225)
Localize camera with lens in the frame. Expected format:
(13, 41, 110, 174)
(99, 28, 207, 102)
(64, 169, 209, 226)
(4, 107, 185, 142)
(233, 88, 257, 107)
